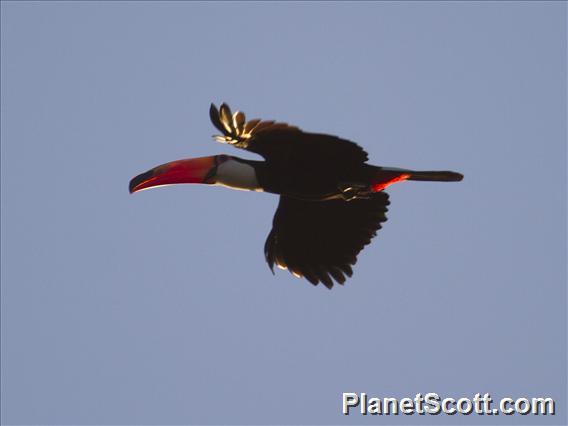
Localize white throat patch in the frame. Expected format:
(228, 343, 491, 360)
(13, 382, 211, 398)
(215, 159, 262, 192)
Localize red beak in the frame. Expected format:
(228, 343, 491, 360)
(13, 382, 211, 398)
(129, 156, 216, 194)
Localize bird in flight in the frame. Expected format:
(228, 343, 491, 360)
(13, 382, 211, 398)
(130, 103, 463, 289)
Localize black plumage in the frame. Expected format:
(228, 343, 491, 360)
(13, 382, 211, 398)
(209, 103, 391, 288)
(264, 193, 389, 289)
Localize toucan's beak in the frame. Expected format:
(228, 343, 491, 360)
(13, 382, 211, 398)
(129, 156, 216, 194)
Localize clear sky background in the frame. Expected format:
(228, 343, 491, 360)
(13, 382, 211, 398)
(1, 2, 565, 425)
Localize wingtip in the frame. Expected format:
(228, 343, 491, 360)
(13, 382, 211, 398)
(209, 102, 226, 134)
(266, 258, 275, 275)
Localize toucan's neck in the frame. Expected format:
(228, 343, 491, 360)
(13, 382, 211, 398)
(214, 157, 264, 192)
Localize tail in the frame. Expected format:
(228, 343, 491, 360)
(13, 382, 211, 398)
(406, 170, 463, 182)
(370, 167, 463, 192)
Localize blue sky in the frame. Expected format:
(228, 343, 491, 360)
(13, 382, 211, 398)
(1, 2, 565, 424)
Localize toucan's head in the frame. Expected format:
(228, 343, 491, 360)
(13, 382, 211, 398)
(129, 155, 261, 194)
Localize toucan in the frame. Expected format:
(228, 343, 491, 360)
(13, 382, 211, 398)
(129, 103, 463, 289)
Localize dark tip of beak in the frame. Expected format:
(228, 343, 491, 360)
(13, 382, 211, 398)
(129, 170, 153, 194)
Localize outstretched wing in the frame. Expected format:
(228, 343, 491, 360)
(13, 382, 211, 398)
(264, 193, 390, 289)
(209, 103, 369, 165)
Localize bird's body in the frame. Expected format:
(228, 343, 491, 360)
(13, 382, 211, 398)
(130, 103, 463, 288)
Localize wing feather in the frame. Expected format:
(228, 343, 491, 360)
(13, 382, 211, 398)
(243, 119, 261, 134)
(233, 111, 246, 134)
(209, 103, 225, 134)
(219, 103, 235, 134)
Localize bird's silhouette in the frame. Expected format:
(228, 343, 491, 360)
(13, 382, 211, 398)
(130, 103, 463, 288)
